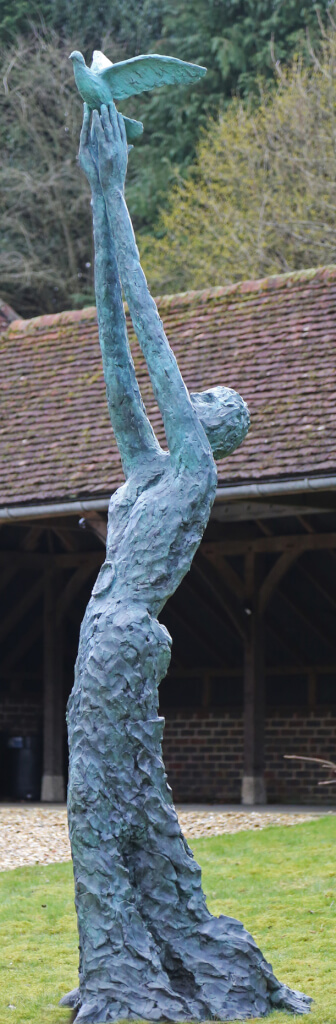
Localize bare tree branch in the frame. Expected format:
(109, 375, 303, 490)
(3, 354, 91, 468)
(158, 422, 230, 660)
(284, 754, 336, 786)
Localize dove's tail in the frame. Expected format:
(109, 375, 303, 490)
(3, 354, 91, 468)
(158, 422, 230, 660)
(122, 115, 143, 142)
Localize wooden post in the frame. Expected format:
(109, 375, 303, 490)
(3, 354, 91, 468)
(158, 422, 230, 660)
(41, 566, 65, 802)
(202, 671, 212, 710)
(241, 552, 266, 805)
(308, 670, 316, 712)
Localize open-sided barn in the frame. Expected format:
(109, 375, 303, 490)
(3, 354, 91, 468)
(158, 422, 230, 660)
(1, 266, 336, 804)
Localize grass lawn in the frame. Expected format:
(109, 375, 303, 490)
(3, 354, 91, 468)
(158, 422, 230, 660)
(0, 816, 335, 1024)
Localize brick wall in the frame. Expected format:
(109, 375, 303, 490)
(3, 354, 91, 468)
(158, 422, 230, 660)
(162, 709, 336, 804)
(1, 700, 335, 803)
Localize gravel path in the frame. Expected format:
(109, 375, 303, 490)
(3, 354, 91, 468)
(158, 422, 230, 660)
(0, 806, 326, 872)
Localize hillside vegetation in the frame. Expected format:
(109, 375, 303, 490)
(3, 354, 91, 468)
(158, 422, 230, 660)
(0, 1, 334, 315)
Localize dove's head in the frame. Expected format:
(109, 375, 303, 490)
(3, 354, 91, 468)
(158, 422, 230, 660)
(190, 386, 250, 459)
(69, 51, 86, 66)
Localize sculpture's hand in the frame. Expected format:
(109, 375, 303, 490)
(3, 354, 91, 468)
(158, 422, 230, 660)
(78, 103, 100, 191)
(92, 103, 128, 193)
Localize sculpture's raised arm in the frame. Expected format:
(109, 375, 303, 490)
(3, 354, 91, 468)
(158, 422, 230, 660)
(79, 104, 162, 478)
(92, 104, 210, 467)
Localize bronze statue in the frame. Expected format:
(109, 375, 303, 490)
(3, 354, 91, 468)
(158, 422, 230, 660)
(61, 100, 311, 1022)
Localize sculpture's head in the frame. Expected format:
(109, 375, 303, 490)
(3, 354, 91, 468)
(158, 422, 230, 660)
(69, 51, 85, 66)
(190, 386, 250, 460)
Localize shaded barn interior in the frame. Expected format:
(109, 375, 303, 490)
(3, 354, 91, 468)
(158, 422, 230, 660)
(1, 266, 336, 803)
(1, 493, 336, 804)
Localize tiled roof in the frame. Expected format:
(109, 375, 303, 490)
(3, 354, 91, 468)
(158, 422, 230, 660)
(1, 266, 336, 509)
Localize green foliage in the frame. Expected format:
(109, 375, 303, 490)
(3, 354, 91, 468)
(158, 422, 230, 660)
(161, 0, 331, 98)
(118, 0, 334, 228)
(0, 1, 43, 43)
(0, 818, 335, 1023)
(0, 0, 164, 53)
(141, 27, 336, 295)
(0, 3, 333, 232)
(0, 2, 335, 313)
(47, 0, 164, 58)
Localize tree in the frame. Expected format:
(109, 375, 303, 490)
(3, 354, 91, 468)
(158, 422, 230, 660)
(0, 35, 93, 317)
(120, 0, 334, 229)
(0, 0, 164, 54)
(140, 25, 336, 295)
(1, 5, 335, 315)
(0, 3, 333, 234)
(0, 0, 43, 43)
(49, 0, 164, 56)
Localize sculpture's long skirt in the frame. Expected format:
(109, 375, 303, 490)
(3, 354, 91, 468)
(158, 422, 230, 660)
(66, 598, 310, 1023)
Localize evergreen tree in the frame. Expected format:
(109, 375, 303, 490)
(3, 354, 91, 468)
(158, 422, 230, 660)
(118, 0, 335, 228)
(0, 0, 164, 53)
(0, 0, 43, 41)
(140, 26, 336, 294)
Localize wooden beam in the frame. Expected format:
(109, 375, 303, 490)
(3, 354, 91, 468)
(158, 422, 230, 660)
(80, 511, 107, 545)
(56, 563, 96, 624)
(182, 578, 240, 650)
(278, 588, 336, 651)
(259, 549, 301, 614)
(22, 526, 44, 551)
(255, 519, 273, 537)
(0, 563, 19, 594)
(166, 663, 336, 678)
(308, 670, 317, 712)
(0, 671, 40, 680)
(2, 532, 336, 566)
(57, 551, 103, 568)
(266, 615, 305, 666)
(203, 552, 245, 601)
(193, 551, 248, 640)
(242, 610, 266, 804)
(41, 567, 65, 802)
(1, 620, 42, 672)
(0, 551, 46, 568)
(51, 526, 79, 552)
(296, 516, 315, 535)
(202, 672, 212, 710)
(0, 575, 43, 643)
(211, 497, 334, 522)
(164, 603, 223, 666)
(297, 562, 336, 614)
(203, 532, 336, 557)
(241, 551, 266, 804)
(264, 492, 336, 511)
(0, 551, 103, 569)
(230, 492, 335, 513)
(244, 549, 255, 601)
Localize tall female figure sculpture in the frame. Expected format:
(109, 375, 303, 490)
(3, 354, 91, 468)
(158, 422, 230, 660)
(62, 104, 310, 1022)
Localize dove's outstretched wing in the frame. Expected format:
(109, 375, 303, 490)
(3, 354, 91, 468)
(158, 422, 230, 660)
(98, 53, 206, 101)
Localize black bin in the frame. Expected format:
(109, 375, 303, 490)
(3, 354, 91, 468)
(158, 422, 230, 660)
(7, 736, 41, 801)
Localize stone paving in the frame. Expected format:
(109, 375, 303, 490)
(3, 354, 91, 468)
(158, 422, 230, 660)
(0, 804, 331, 872)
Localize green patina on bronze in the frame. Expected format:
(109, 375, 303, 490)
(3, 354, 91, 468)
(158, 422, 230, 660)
(62, 62, 312, 1023)
(70, 49, 206, 143)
